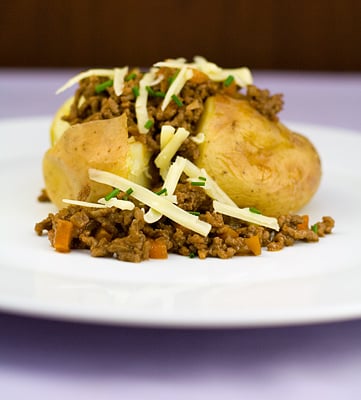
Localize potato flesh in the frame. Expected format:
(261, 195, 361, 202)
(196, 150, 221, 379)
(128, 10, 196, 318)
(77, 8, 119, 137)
(43, 114, 151, 209)
(196, 95, 321, 216)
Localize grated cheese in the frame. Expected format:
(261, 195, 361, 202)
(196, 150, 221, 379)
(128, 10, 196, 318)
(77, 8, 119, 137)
(154, 127, 190, 179)
(144, 156, 186, 223)
(135, 70, 157, 134)
(113, 66, 129, 96)
(190, 132, 205, 144)
(89, 168, 211, 237)
(98, 197, 135, 210)
(213, 201, 280, 231)
(62, 199, 107, 208)
(56, 69, 115, 94)
(161, 66, 193, 111)
(160, 125, 176, 150)
(154, 56, 253, 88)
(182, 159, 237, 206)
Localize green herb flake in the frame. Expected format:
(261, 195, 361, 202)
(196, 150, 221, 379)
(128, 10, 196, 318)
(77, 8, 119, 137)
(191, 181, 206, 187)
(168, 71, 179, 85)
(95, 79, 114, 93)
(249, 207, 262, 214)
(122, 187, 134, 200)
(145, 86, 166, 98)
(132, 86, 140, 98)
(311, 224, 318, 234)
(104, 188, 120, 201)
(224, 75, 234, 87)
(188, 211, 201, 216)
(125, 72, 137, 81)
(198, 176, 207, 181)
(146, 85, 156, 96)
(154, 90, 166, 98)
(155, 188, 168, 196)
(144, 119, 154, 130)
(171, 94, 183, 107)
(189, 252, 196, 259)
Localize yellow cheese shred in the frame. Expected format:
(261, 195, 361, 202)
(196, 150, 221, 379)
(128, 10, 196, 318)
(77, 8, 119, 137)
(113, 66, 129, 96)
(89, 168, 212, 237)
(155, 127, 190, 179)
(143, 156, 186, 223)
(56, 69, 115, 94)
(161, 66, 193, 111)
(182, 159, 237, 207)
(213, 201, 280, 231)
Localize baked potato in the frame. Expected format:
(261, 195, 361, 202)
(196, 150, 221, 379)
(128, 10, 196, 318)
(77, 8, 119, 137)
(195, 95, 321, 216)
(43, 114, 152, 209)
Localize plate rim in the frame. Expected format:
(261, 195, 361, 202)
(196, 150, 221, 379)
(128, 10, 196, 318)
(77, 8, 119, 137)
(1, 116, 361, 328)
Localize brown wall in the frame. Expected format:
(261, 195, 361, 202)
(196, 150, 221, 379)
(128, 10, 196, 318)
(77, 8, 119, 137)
(1, 0, 360, 71)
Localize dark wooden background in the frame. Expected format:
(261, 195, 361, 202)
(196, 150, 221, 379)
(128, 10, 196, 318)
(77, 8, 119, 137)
(1, 0, 360, 71)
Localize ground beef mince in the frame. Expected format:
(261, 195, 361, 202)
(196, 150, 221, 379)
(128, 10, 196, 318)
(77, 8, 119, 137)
(35, 186, 335, 263)
(246, 85, 284, 121)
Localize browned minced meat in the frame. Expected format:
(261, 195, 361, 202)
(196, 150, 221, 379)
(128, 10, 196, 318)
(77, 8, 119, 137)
(37, 188, 50, 202)
(246, 85, 284, 122)
(35, 184, 335, 263)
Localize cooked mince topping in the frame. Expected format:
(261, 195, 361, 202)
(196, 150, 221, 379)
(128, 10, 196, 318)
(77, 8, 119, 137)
(35, 198, 335, 263)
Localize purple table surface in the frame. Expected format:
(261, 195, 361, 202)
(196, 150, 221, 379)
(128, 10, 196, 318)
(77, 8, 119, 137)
(1, 69, 361, 400)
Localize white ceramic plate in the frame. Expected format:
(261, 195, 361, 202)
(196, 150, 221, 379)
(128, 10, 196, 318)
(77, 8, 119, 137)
(0, 117, 361, 328)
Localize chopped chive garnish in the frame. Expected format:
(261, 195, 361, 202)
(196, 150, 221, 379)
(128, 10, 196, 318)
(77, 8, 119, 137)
(189, 252, 196, 258)
(125, 72, 137, 81)
(155, 188, 168, 196)
(154, 90, 166, 98)
(191, 181, 206, 186)
(146, 86, 165, 98)
(144, 119, 154, 129)
(188, 211, 200, 216)
(104, 188, 120, 201)
(95, 79, 114, 93)
(132, 86, 140, 97)
(146, 85, 155, 96)
(168, 71, 179, 84)
(198, 176, 207, 181)
(311, 224, 318, 234)
(122, 187, 134, 200)
(224, 75, 234, 87)
(171, 94, 183, 107)
(249, 207, 262, 214)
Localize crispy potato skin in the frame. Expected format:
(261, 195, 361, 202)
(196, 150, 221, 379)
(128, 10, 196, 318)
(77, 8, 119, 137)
(196, 95, 321, 216)
(43, 114, 150, 209)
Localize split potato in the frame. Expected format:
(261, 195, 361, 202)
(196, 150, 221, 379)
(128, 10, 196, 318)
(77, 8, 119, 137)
(43, 114, 152, 209)
(195, 95, 321, 216)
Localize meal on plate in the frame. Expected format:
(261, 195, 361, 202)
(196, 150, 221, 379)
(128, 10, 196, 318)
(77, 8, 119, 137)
(35, 57, 334, 262)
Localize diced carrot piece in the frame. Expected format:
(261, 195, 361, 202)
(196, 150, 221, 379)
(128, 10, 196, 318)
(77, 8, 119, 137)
(149, 239, 168, 259)
(245, 235, 262, 256)
(189, 69, 208, 84)
(53, 219, 73, 253)
(297, 215, 309, 230)
(223, 81, 238, 96)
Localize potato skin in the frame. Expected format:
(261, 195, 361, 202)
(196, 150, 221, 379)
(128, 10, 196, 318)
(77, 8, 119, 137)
(43, 114, 151, 209)
(196, 95, 321, 216)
